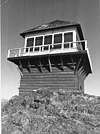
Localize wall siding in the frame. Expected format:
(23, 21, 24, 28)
(19, 65, 81, 95)
(17, 54, 87, 96)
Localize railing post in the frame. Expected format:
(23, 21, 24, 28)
(7, 50, 10, 58)
(85, 40, 87, 50)
(69, 42, 71, 48)
(28, 47, 30, 53)
(39, 46, 41, 52)
(42, 45, 44, 51)
(19, 49, 21, 56)
(48, 44, 50, 53)
(62, 33, 64, 49)
(33, 46, 34, 52)
(62, 43, 64, 49)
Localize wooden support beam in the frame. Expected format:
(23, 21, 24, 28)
(27, 60, 31, 73)
(78, 67, 87, 80)
(75, 57, 82, 74)
(60, 56, 64, 71)
(19, 60, 23, 73)
(81, 71, 87, 80)
(70, 55, 75, 72)
(17, 66, 23, 76)
(39, 59, 42, 73)
(48, 57, 52, 72)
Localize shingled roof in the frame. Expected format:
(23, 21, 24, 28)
(20, 20, 84, 39)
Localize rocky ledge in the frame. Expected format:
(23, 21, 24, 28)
(1, 89, 100, 134)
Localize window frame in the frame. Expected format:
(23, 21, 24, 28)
(53, 33, 62, 44)
(64, 32, 73, 43)
(63, 31, 76, 48)
(24, 30, 76, 52)
(24, 37, 34, 52)
(35, 35, 43, 46)
(44, 34, 52, 45)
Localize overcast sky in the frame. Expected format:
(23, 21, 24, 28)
(1, 0, 100, 99)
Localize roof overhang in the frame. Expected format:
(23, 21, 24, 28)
(20, 23, 84, 41)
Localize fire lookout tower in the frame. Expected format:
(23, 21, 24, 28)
(7, 20, 92, 96)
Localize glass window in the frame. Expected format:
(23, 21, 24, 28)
(64, 32, 73, 48)
(54, 34, 62, 43)
(35, 36, 43, 46)
(26, 38, 34, 47)
(53, 33, 62, 49)
(64, 32, 73, 42)
(44, 35, 52, 45)
(26, 38, 34, 52)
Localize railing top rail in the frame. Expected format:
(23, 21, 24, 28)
(8, 40, 87, 51)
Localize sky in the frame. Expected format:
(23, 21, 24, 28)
(1, 0, 100, 99)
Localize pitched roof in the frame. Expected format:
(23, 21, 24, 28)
(20, 20, 84, 39)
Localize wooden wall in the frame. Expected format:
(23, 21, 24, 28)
(18, 55, 86, 96)
(19, 67, 84, 96)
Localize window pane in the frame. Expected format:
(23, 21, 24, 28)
(54, 34, 62, 43)
(26, 38, 34, 47)
(35, 36, 43, 46)
(44, 35, 52, 45)
(64, 32, 73, 42)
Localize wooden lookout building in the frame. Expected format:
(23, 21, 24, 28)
(7, 20, 92, 96)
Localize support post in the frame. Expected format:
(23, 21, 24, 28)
(17, 66, 23, 76)
(60, 56, 64, 71)
(19, 60, 23, 73)
(39, 59, 42, 73)
(70, 55, 75, 72)
(75, 57, 82, 74)
(19, 49, 21, 56)
(27, 60, 31, 73)
(48, 57, 52, 72)
(7, 50, 10, 58)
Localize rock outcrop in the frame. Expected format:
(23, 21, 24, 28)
(1, 89, 100, 134)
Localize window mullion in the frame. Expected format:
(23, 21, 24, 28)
(62, 33, 64, 49)
(42, 35, 44, 51)
(52, 34, 54, 48)
(33, 37, 35, 52)
(73, 31, 76, 48)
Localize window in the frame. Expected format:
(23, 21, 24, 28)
(35, 36, 43, 46)
(64, 32, 73, 48)
(44, 35, 52, 50)
(44, 35, 52, 45)
(26, 38, 34, 52)
(26, 38, 34, 47)
(35, 36, 43, 51)
(54, 33, 62, 49)
(54, 34, 62, 43)
(64, 32, 73, 42)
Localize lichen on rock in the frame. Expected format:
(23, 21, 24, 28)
(1, 89, 100, 134)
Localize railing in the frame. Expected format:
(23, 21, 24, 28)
(7, 40, 87, 58)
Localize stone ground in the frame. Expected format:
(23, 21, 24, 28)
(1, 89, 100, 134)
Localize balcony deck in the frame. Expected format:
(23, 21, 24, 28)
(7, 40, 87, 58)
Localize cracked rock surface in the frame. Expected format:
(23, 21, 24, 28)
(1, 89, 100, 134)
